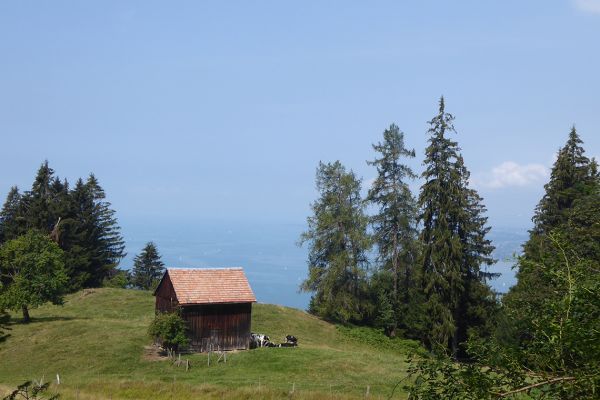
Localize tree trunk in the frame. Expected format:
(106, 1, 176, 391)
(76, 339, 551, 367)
(22, 305, 30, 323)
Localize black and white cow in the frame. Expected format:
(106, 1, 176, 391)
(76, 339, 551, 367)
(250, 333, 270, 349)
(279, 335, 298, 347)
(285, 335, 298, 345)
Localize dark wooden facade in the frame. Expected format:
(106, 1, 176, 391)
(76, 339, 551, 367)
(154, 271, 253, 352)
(181, 303, 252, 352)
(155, 273, 178, 313)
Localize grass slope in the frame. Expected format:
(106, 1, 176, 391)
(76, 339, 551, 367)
(0, 288, 417, 399)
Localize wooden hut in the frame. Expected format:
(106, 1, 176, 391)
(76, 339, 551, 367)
(154, 268, 256, 352)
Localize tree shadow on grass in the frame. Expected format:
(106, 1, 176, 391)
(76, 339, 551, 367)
(8, 315, 87, 325)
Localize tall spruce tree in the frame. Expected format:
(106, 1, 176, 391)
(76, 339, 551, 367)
(22, 161, 57, 233)
(506, 128, 600, 347)
(62, 178, 96, 290)
(531, 127, 598, 235)
(83, 174, 126, 287)
(0, 187, 24, 244)
(300, 161, 371, 323)
(367, 124, 419, 335)
(132, 242, 165, 290)
(417, 97, 495, 356)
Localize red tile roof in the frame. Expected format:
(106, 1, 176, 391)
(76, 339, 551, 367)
(165, 268, 256, 305)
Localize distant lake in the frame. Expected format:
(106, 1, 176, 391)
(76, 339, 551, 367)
(121, 219, 521, 310)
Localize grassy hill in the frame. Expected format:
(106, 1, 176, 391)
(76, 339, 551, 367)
(0, 288, 420, 399)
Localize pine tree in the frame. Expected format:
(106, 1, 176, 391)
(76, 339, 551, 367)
(0, 187, 25, 244)
(132, 242, 165, 290)
(300, 161, 371, 323)
(417, 97, 495, 356)
(21, 161, 57, 233)
(506, 128, 600, 348)
(367, 124, 419, 335)
(83, 174, 126, 287)
(62, 178, 95, 290)
(1, 162, 125, 291)
(532, 127, 597, 234)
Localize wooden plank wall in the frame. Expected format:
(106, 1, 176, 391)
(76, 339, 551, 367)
(182, 303, 252, 352)
(155, 275, 178, 313)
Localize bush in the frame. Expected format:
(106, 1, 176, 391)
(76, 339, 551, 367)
(102, 269, 130, 289)
(148, 311, 189, 352)
(336, 325, 425, 355)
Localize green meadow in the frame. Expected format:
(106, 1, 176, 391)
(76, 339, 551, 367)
(0, 288, 421, 399)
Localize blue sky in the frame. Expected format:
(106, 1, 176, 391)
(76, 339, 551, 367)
(1, 1, 599, 229)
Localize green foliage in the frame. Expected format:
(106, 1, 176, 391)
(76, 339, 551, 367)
(0, 186, 24, 244)
(0, 231, 68, 322)
(2, 381, 59, 400)
(367, 124, 419, 333)
(336, 325, 424, 355)
(506, 127, 600, 363)
(373, 288, 396, 335)
(0, 162, 125, 291)
(416, 97, 496, 355)
(132, 242, 165, 290)
(409, 126, 599, 398)
(102, 268, 131, 288)
(408, 233, 600, 399)
(531, 127, 598, 235)
(148, 311, 189, 352)
(300, 161, 371, 324)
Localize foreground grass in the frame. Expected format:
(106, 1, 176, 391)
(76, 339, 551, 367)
(0, 288, 416, 399)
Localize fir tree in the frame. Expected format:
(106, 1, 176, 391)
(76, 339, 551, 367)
(417, 97, 495, 356)
(506, 128, 600, 351)
(1, 162, 125, 291)
(132, 242, 165, 290)
(83, 174, 126, 287)
(62, 178, 95, 290)
(300, 161, 371, 323)
(367, 124, 419, 335)
(532, 127, 597, 234)
(0, 187, 24, 244)
(21, 161, 56, 233)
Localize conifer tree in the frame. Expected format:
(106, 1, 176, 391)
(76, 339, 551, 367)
(132, 242, 165, 290)
(83, 174, 126, 287)
(300, 161, 371, 323)
(532, 127, 597, 234)
(506, 128, 600, 344)
(367, 124, 419, 335)
(0, 187, 24, 244)
(61, 178, 95, 290)
(417, 97, 495, 355)
(22, 161, 56, 232)
(1, 162, 125, 291)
